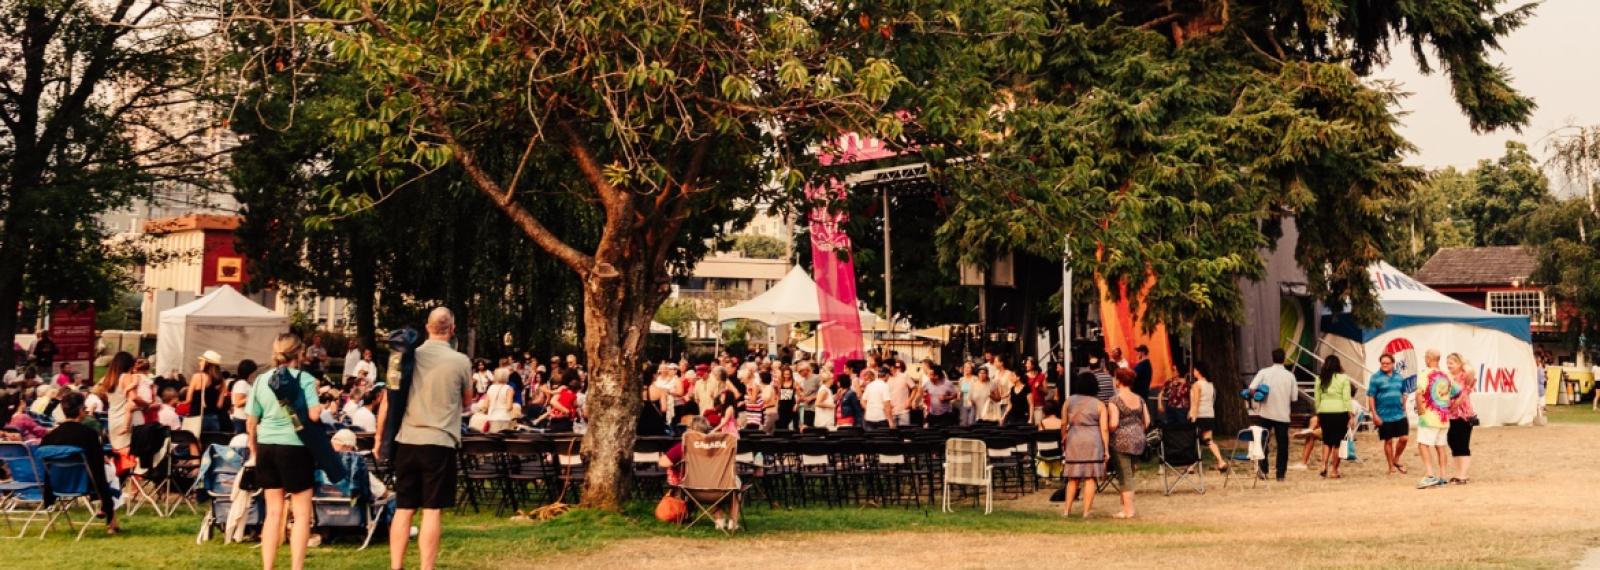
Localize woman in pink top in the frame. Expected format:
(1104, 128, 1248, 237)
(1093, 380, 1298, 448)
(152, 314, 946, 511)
(1445, 353, 1476, 484)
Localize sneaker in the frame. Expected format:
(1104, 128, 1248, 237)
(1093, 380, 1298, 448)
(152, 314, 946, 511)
(1416, 476, 1439, 489)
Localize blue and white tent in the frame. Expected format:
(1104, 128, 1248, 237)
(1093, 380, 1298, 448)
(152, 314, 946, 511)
(1320, 262, 1538, 427)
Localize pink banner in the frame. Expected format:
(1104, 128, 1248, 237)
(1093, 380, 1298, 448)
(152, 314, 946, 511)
(807, 178, 863, 370)
(806, 134, 898, 370)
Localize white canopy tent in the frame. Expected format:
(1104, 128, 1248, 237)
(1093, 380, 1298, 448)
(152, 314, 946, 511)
(1320, 262, 1538, 427)
(717, 266, 877, 327)
(157, 286, 290, 376)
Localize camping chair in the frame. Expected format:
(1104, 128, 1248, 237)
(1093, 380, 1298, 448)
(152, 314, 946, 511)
(195, 444, 260, 544)
(0, 441, 47, 538)
(1157, 424, 1205, 496)
(1223, 427, 1268, 489)
(165, 430, 203, 515)
(671, 430, 746, 533)
(941, 438, 992, 514)
(34, 445, 106, 541)
(311, 451, 391, 549)
(125, 429, 174, 517)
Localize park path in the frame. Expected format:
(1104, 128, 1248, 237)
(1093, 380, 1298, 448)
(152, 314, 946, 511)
(527, 421, 1600, 569)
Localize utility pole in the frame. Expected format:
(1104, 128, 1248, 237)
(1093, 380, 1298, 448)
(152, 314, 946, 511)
(882, 187, 894, 333)
(1062, 234, 1072, 387)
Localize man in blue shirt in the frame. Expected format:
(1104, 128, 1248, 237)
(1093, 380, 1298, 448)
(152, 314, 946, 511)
(1366, 353, 1413, 475)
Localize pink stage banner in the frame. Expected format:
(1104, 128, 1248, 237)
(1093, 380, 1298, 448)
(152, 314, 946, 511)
(807, 134, 898, 370)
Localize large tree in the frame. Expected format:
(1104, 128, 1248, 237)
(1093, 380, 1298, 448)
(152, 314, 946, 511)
(927, 1, 1536, 428)
(0, 0, 215, 368)
(228, 0, 963, 509)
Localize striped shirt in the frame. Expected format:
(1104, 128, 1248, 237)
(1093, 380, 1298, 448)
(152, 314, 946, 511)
(1094, 370, 1115, 402)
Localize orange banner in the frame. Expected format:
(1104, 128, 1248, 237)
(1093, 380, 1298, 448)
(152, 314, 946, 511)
(1096, 277, 1173, 389)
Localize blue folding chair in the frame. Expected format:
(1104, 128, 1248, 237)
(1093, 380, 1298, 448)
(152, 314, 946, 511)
(195, 444, 260, 544)
(312, 451, 391, 549)
(35, 445, 105, 541)
(0, 441, 47, 538)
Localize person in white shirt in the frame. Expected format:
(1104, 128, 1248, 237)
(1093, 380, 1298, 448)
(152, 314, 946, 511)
(229, 360, 259, 433)
(155, 388, 182, 430)
(861, 369, 893, 429)
(887, 362, 914, 427)
(354, 350, 378, 389)
(346, 394, 378, 432)
(83, 391, 105, 416)
(471, 359, 494, 398)
(483, 370, 517, 433)
(968, 367, 1005, 424)
(1248, 348, 1296, 481)
(342, 340, 362, 385)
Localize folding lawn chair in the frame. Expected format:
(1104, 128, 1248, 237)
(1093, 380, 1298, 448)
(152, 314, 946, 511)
(0, 441, 47, 538)
(194, 444, 260, 544)
(125, 429, 174, 517)
(1157, 423, 1205, 496)
(1223, 427, 1268, 489)
(34, 445, 106, 541)
(941, 438, 992, 514)
(311, 451, 391, 549)
(671, 430, 746, 533)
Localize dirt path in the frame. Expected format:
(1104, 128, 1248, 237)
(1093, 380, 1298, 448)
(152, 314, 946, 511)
(533, 422, 1600, 569)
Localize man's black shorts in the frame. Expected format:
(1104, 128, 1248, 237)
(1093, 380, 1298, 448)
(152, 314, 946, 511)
(255, 443, 315, 493)
(393, 442, 458, 510)
(1377, 417, 1410, 440)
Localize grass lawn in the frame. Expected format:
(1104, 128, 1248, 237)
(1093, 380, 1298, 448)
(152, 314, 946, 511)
(1545, 404, 1600, 424)
(0, 499, 1189, 569)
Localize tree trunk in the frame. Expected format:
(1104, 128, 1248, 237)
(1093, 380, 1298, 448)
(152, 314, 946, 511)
(0, 204, 34, 371)
(1195, 316, 1247, 433)
(348, 224, 378, 351)
(576, 265, 661, 509)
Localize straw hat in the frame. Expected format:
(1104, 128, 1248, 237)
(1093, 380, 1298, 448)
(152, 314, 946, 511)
(199, 350, 224, 366)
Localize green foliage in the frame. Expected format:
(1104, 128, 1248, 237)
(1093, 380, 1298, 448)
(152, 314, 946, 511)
(1516, 199, 1600, 340)
(1459, 141, 1552, 246)
(1382, 167, 1476, 272)
(0, 1, 214, 361)
(927, 1, 1535, 331)
(731, 234, 788, 260)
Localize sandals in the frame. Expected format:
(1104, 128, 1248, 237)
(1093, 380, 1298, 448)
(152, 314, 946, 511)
(1112, 512, 1135, 519)
(1448, 477, 1470, 485)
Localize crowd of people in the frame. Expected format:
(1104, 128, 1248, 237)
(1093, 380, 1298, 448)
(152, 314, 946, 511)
(3, 312, 1495, 565)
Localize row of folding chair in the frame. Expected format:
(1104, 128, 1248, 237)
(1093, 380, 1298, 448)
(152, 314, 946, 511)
(0, 441, 106, 540)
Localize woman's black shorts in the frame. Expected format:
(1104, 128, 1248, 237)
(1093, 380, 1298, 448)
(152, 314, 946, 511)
(255, 443, 315, 493)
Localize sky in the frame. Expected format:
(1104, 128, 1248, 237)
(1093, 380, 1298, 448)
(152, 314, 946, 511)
(1372, 0, 1598, 192)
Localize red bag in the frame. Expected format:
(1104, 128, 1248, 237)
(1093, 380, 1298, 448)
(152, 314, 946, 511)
(655, 493, 686, 523)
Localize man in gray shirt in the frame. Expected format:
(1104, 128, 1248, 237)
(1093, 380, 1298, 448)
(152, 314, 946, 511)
(377, 307, 470, 570)
(1248, 348, 1296, 482)
(795, 361, 820, 431)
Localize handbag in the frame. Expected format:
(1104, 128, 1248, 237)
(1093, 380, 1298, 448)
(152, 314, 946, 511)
(655, 493, 686, 523)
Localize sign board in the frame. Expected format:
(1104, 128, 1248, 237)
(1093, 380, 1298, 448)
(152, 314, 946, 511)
(49, 302, 96, 383)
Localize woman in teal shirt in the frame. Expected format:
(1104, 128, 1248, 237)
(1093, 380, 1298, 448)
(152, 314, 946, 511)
(247, 334, 320, 570)
(1314, 355, 1355, 479)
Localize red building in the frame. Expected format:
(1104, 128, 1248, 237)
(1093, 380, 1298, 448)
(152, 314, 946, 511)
(1414, 245, 1564, 351)
(139, 215, 251, 333)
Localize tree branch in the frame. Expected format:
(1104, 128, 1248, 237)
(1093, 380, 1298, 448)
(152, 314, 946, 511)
(356, 0, 593, 277)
